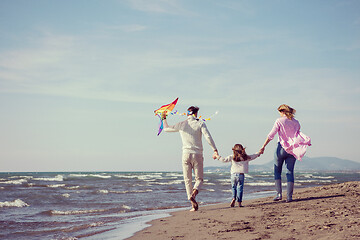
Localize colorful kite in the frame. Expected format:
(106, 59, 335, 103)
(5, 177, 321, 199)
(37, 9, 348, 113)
(154, 97, 218, 136)
(154, 97, 179, 136)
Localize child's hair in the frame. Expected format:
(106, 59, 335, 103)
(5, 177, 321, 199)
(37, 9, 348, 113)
(278, 104, 296, 120)
(232, 144, 249, 162)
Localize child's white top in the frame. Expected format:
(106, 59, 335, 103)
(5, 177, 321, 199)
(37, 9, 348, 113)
(217, 153, 260, 174)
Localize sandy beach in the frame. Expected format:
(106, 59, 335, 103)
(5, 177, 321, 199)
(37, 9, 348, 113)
(128, 181, 360, 240)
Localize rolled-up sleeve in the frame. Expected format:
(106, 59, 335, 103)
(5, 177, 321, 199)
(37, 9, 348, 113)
(267, 120, 280, 140)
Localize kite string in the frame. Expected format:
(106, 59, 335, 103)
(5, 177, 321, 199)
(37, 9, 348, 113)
(169, 110, 218, 121)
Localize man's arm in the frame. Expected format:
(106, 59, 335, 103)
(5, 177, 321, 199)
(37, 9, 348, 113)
(162, 111, 179, 132)
(201, 123, 218, 153)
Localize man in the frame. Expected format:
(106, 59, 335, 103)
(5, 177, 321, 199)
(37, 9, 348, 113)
(162, 106, 218, 211)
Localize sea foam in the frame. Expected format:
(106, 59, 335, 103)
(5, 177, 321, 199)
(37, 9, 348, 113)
(0, 179, 28, 185)
(33, 175, 64, 181)
(47, 184, 66, 188)
(49, 208, 107, 215)
(0, 199, 29, 208)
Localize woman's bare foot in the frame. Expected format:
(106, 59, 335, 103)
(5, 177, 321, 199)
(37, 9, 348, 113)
(230, 199, 235, 207)
(238, 202, 244, 207)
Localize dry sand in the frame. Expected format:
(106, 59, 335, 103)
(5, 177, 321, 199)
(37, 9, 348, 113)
(128, 181, 360, 240)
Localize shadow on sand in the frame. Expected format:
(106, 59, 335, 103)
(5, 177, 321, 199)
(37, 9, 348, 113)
(204, 194, 345, 211)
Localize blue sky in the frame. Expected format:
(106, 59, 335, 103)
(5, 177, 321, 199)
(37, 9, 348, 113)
(0, 0, 359, 171)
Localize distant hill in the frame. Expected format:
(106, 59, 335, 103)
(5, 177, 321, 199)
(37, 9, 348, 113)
(205, 156, 360, 172)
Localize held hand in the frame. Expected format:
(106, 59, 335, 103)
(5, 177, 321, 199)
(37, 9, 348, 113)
(212, 151, 219, 160)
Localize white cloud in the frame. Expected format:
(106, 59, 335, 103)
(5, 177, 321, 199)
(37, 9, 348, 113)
(0, 30, 223, 104)
(0, 32, 76, 72)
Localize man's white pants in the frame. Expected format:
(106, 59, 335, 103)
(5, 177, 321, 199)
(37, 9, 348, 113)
(182, 153, 204, 200)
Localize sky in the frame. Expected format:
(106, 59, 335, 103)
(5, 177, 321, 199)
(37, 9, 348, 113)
(0, 0, 359, 172)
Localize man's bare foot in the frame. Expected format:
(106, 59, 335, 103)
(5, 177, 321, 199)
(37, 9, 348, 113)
(238, 202, 244, 207)
(230, 199, 235, 207)
(190, 197, 198, 211)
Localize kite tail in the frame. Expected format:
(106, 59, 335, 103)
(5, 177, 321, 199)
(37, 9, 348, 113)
(157, 114, 164, 136)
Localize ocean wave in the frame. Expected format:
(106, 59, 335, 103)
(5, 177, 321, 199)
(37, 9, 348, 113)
(8, 175, 33, 180)
(164, 173, 183, 178)
(149, 180, 183, 185)
(137, 174, 163, 180)
(89, 174, 111, 179)
(114, 174, 138, 179)
(33, 175, 64, 182)
(0, 179, 28, 185)
(247, 182, 274, 186)
(62, 193, 71, 198)
(300, 174, 327, 179)
(162, 176, 179, 180)
(122, 189, 152, 194)
(47, 184, 66, 188)
(46, 208, 108, 215)
(314, 176, 335, 179)
(110, 189, 153, 194)
(217, 179, 230, 182)
(61, 221, 106, 236)
(297, 179, 333, 183)
(0, 199, 29, 208)
(94, 189, 153, 194)
(133, 183, 151, 187)
(97, 189, 109, 194)
(122, 205, 132, 210)
(222, 189, 232, 193)
(68, 173, 111, 179)
(204, 182, 216, 185)
(65, 186, 80, 190)
(68, 173, 89, 178)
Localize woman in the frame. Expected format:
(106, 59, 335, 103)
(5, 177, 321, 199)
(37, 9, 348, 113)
(259, 104, 311, 202)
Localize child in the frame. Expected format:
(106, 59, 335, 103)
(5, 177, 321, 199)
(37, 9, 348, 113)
(213, 144, 260, 207)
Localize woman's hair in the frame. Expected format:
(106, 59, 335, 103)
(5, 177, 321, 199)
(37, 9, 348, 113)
(187, 106, 199, 115)
(278, 104, 296, 120)
(232, 144, 249, 162)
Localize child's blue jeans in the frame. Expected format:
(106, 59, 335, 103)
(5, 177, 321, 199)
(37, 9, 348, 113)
(231, 173, 245, 202)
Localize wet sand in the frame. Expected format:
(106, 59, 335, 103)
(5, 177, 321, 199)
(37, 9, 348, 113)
(128, 181, 360, 240)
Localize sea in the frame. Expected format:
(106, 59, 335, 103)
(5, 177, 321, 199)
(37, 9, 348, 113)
(0, 171, 359, 240)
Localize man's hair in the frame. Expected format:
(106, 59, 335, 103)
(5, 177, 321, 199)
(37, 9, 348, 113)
(187, 106, 199, 115)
